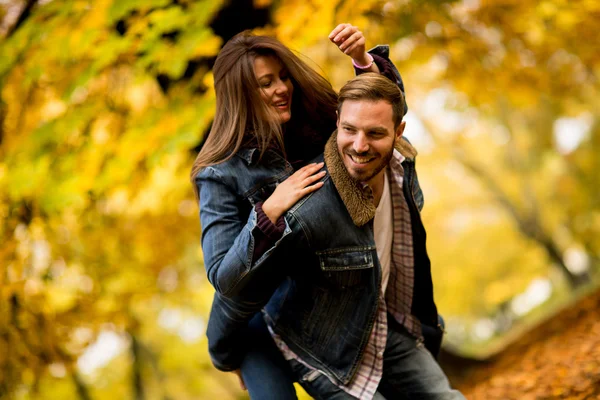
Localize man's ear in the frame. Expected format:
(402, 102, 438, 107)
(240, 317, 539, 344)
(396, 120, 406, 139)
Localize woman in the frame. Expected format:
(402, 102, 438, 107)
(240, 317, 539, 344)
(191, 24, 403, 398)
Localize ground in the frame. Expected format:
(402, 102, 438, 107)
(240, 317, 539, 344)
(443, 289, 600, 400)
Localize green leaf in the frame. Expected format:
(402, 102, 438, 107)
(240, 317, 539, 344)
(107, 0, 172, 23)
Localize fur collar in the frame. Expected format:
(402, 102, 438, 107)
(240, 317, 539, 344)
(323, 130, 417, 226)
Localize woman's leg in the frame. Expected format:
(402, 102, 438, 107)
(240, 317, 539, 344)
(240, 313, 298, 400)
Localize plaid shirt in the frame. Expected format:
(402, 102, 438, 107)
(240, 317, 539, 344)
(270, 150, 422, 400)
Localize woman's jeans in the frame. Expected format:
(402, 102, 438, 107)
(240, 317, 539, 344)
(240, 313, 298, 399)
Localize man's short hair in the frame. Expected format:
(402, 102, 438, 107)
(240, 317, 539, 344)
(338, 73, 405, 129)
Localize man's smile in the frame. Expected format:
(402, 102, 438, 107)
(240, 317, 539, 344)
(347, 153, 376, 165)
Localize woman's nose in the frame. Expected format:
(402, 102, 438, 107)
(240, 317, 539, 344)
(274, 79, 288, 95)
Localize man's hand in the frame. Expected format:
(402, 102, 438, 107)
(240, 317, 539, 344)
(262, 162, 325, 224)
(233, 369, 246, 390)
(329, 23, 378, 73)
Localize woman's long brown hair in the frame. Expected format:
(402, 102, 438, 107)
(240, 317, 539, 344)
(190, 31, 338, 196)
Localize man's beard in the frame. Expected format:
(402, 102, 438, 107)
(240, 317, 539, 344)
(347, 140, 395, 184)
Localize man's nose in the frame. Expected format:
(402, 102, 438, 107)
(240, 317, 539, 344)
(353, 133, 369, 153)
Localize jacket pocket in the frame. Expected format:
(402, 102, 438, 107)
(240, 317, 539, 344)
(316, 247, 374, 289)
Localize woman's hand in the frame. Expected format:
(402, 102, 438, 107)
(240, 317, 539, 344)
(329, 23, 379, 73)
(262, 162, 326, 224)
(232, 369, 246, 390)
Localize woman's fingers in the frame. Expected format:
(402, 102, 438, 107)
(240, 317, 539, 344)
(344, 35, 365, 55)
(295, 162, 324, 180)
(264, 163, 325, 222)
(330, 24, 357, 44)
(300, 170, 326, 187)
(302, 180, 325, 194)
(329, 24, 368, 61)
(298, 163, 325, 184)
(339, 31, 363, 52)
(329, 23, 349, 41)
(296, 162, 321, 173)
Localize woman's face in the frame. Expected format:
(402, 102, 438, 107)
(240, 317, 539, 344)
(254, 55, 294, 124)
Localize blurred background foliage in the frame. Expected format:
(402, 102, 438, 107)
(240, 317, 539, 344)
(0, 0, 598, 398)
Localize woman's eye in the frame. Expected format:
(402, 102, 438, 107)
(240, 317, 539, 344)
(261, 81, 271, 88)
(281, 74, 289, 81)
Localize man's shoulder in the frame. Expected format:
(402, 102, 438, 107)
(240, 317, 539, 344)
(308, 153, 325, 164)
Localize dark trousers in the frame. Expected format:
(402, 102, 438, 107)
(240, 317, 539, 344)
(240, 314, 464, 400)
(240, 313, 298, 399)
(290, 319, 464, 400)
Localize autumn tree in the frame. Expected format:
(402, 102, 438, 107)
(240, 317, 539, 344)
(0, 0, 266, 398)
(1, 0, 599, 398)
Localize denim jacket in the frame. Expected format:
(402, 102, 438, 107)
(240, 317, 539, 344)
(205, 133, 441, 382)
(196, 147, 295, 297)
(271, 133, 438, 384)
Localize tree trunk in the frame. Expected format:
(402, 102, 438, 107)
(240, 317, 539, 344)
(130, 334, 145, 400)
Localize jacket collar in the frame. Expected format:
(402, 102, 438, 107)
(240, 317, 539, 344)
(236, 147, 258, 165)
(323, 130, 417, 226)
(236, 146, 284, 166)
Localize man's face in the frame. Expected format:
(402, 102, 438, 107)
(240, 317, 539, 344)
(336, 99, 405, 187)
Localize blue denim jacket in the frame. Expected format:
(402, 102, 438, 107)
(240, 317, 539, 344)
(205, 135, 440, 382)
(196, 147, 295, 296)
(263, 133, 440, 385)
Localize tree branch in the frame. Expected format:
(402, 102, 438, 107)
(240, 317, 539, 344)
(418, 116, 587, 288)
(5, 0, 39, 38)
(71, 371, 93, 400)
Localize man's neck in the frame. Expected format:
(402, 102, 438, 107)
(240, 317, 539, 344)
(367, 173, 386, 208)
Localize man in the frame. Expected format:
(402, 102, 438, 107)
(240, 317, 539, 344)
(208, 73, 464, 399)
